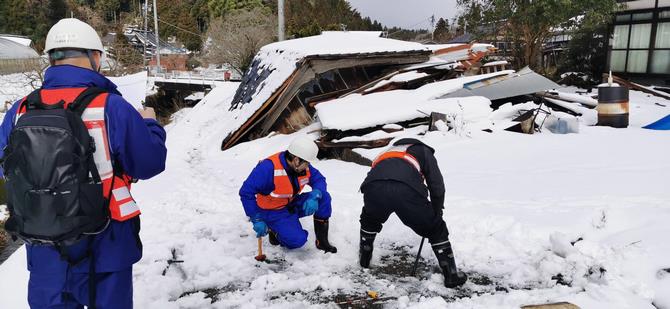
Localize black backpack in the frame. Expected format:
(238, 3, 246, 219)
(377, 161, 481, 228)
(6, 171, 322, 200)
(2, 87, 110, 247)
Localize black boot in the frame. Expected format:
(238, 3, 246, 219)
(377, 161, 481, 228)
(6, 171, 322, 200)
(314, 219, 337, 253)
(268, 229, 279, 246)
(359, 229, 376, 268)
(432, 241, 467, 288)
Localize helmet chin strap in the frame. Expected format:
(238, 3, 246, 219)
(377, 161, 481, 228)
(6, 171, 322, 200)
(86, 50, 99, 72)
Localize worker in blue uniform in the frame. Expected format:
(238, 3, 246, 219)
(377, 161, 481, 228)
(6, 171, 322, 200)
(239, 137, 337, 253)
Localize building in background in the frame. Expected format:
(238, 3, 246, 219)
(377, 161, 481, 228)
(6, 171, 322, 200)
(609, 0, 670, 85)
(0, 35, 41, 74)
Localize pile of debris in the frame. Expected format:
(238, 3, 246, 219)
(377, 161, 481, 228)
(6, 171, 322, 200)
(216, 31, 665, 164)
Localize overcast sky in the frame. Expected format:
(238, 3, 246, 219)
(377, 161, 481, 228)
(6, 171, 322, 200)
(346, 0, 460, 30)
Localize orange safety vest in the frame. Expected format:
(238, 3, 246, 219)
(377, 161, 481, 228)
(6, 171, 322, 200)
(256, 152, 311, 210)
(372, 144, 423, 176)
(15, 88, 140, 222)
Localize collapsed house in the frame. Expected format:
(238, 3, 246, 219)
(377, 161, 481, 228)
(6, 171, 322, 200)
(219, 31, 647, 164)
(220, 32, 431, 150)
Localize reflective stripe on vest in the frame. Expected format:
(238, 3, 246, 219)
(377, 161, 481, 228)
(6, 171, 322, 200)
(256, 152, 311, 210)
(372, 145, 423, 175)
(15, 88, 140, 221)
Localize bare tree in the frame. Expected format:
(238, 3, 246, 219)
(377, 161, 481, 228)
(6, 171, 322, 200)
(204, 7, 276, 74)
(106, 25, 144, 76)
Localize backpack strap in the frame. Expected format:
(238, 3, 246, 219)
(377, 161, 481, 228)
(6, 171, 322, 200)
(67, 87, 108, 185)
(20, 89, 66, 111)
(68, 87, 108, 116)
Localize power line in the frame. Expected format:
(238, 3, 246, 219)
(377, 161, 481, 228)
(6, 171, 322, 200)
(157, 18, 206, 38)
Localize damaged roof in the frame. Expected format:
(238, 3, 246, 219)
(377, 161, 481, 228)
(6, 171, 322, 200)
(220, 32, 432, 150)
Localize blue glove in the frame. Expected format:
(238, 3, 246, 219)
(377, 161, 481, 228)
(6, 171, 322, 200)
(302, 189, 322, 216)
(252, 220, 268, 238)
(302, 199, 318, 216)
(310, 189, 322, 200)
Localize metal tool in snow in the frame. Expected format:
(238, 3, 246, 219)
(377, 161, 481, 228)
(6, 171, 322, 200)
(255, 237, 267, 262)
(411, 237, 426, 276)
(161, 248, 185, 278)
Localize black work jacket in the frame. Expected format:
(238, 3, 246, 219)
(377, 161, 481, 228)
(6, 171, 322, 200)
(360, 138, 446, 209)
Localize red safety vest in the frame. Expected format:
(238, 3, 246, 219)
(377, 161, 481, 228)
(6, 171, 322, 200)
(372, 144, 423, 176)
(15, 88, 140, 222)
(256, 152, 311, 210)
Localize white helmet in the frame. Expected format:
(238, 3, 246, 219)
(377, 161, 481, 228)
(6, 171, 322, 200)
(44, 18, 104, 53)
(288, 136, 319, 162)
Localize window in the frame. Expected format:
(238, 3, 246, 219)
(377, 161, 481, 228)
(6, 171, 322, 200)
(627, 50, 649, 73)
(632, 12, 653, 21)
(629, 24, 651, 48)
(613, 25, 629, 49)
(609, 9, 668, 74)
(651, 51, 670, 74)
(616, 14, 631, 22)
(611, 50, 627, 71)
(656, 23, 670, 48)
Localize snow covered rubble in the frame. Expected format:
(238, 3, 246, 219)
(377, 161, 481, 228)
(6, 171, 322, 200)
(1, 78, 668, 308)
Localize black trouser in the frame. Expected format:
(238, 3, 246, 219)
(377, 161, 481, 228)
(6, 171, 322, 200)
(360, 180, 449, 244)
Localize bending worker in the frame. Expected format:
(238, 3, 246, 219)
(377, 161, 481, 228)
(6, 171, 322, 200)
(358, 138, 467, 288)
(239, 136, 337, 253)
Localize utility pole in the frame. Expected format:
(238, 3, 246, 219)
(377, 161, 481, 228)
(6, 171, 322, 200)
(143, 1, 148, 69)
(278, 0, 285, 41)
(152, 0, 161, 73)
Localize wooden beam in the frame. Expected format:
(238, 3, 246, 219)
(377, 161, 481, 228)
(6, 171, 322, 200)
(604, 73, 670, 101)
(316, 138, 393, 149)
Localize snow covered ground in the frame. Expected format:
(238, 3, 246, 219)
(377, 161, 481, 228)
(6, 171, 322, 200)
(0, 72, 39, 112)
(1, 79, 669, 308)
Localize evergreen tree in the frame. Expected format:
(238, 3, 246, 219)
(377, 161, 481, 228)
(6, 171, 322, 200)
(207, 0, 264, 18)
(433, 17, 450, 42)
(457, 0, 620, 70)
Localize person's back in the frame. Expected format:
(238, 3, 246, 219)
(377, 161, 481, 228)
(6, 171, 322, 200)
(358, 138, 467, 288)
(0, 18, 167, 308)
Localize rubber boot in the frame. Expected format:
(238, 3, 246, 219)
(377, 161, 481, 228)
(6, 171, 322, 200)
(432, 241, 467, 288)
(359, 229, 376, 268)
(268, 229, 279, 246)
(314, 219, 337, 253)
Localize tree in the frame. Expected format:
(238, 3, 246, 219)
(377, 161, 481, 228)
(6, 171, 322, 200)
(157, 0, 205, 51)
(457, 0, 620, 71)
(95, 0, 121, 22)
(433, 17, 450, 42)
(107, 24, 144, 75)
(207, 0, 264, 18)
(204, 6, 276, 73)
(558, 23, 610, 86)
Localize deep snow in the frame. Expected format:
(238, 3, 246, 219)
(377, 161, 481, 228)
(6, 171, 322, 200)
(0, 78, 669, 308)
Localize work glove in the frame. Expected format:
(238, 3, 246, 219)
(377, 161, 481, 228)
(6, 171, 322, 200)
(302, 189, 322, 216)
(252, 219, 268, 238)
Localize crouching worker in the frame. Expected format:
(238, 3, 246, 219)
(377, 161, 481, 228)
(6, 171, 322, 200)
(239, 137, 337, 253)
(358, 138, 467, 288)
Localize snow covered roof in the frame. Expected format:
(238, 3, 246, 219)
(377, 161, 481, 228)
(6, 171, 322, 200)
(220, 32, 431, 149)
(315, 71, 510, 131)
(0, 35, 32, 47)
(483, 61, 509, 67)
(262, 31, 428, 58)
(124, 30, 188, 55)
(321, 31, 383, 38)
(0, 37, 39, 60)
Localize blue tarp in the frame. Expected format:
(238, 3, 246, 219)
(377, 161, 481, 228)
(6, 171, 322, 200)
(643, 114, 670, 130)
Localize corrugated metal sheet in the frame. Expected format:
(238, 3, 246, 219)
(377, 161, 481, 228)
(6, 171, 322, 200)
(440, 67, 560, 101)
